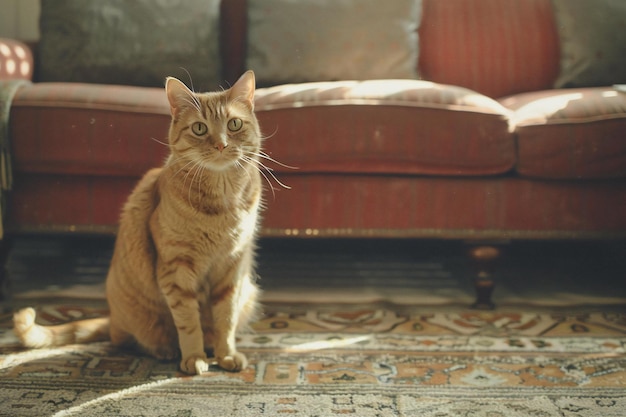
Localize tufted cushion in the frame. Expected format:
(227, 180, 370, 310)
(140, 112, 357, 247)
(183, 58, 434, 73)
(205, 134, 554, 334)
(502, 87, 626, 179)
(38, 0, 222, 90)
(552, 0, 626, 88)
(247, 0, 422, 86)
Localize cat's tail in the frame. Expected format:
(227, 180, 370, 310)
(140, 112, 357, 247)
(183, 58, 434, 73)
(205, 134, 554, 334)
(13, 307, 110, 348)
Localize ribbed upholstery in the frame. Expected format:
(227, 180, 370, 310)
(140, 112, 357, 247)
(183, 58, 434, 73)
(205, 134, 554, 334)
(262, 175, 626, 237)
(10, 174, 136, 230)
(419, 0, 560, 98)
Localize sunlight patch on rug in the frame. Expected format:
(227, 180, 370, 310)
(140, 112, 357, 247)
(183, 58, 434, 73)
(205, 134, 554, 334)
(52, 378, 180, 417)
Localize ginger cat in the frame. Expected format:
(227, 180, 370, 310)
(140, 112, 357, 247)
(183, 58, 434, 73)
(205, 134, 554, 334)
(13, 71, 263, 375)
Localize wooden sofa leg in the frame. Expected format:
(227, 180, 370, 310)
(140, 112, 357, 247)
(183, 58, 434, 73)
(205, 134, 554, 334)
(467, 245, 502, 310)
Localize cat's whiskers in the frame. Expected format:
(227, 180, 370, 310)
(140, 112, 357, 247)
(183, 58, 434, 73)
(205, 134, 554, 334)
(195, 162, 207, 209)
(240, 154, 292, 200)
(176, 158, 198, 200)
(234, 160, 253, 183)
(250, 151, 299, 170)
(150, 137, 171, 148)
(239, 155, 276, 198)
(260, 127, 278, 142)
(180, 160, 196, 188)
(239, 144, 294, 187)
(167, 157, 199, 183)
(252, 157, 291, 190)
(185, 160, 205, 210)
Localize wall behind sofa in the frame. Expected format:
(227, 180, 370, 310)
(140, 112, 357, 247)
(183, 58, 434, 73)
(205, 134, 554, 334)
(0, 0, 40, 41)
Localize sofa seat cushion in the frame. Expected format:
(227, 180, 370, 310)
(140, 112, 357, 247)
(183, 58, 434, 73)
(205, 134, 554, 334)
(10, 83, 170, 177)
(255, 80, 515, 176)
(502, 87, 626, 179)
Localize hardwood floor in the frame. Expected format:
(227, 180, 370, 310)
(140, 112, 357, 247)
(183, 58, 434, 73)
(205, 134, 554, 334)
(3, 235, 625, 308)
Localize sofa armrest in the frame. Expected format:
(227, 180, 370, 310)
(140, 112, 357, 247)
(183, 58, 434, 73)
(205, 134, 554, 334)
(0, 38, 34, 81)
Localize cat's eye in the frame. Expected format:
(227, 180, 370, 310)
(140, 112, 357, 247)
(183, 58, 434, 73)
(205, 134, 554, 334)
(227, 118, 243, 132)
(191, 122, 208, 136)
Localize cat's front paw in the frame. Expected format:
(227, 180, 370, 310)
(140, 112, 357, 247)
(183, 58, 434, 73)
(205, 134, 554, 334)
(180, 354, 213, 375)
(218, 351, 248, 372)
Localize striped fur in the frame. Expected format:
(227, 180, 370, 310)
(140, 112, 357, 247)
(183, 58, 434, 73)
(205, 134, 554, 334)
(14, 71, 262, 375)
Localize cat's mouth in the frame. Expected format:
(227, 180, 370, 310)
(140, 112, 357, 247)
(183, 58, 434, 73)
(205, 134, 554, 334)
(200, 148, 242, 171)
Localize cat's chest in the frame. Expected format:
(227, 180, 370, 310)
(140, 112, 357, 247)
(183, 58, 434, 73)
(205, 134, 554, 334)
(168, 174, 258, 218)
(153, 197, 257, 252)
(148, 207, 256, 291)
(152, 172, 259, 267)
(197, 206, 257, 250)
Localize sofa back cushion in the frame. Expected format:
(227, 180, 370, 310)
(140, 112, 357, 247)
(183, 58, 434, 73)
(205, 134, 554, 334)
(246, 0, 422, 86)
(38, 0, 221, 90)
(552, 0, 626, 88)
(419, 0, 560, 98)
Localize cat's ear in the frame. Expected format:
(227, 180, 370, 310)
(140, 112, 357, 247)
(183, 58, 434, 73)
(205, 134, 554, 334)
(165, 77, 195, 117)
(229, 70, 255, 109)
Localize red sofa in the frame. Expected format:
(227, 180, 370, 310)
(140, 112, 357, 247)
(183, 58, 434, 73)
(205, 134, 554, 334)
(1, 0, 625, 306)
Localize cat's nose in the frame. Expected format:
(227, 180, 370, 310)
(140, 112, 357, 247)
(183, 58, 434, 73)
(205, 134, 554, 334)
(215, 142, 228, 152)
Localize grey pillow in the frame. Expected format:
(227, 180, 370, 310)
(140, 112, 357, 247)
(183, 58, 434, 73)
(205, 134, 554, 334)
(39, 0, 221, 90)
(552, 0, 626, 88)
(247, 0, 422, 86)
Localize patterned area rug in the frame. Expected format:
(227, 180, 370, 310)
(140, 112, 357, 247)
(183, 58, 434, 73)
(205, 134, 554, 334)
(0, 302, 625, 416)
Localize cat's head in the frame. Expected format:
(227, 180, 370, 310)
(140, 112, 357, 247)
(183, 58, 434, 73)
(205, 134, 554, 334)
(165, 71, 260, 171)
